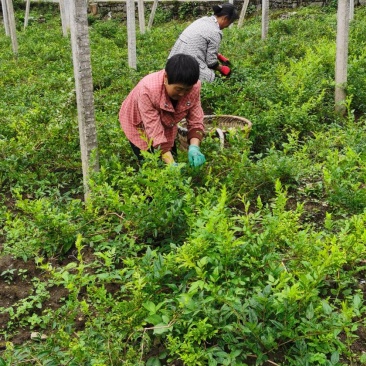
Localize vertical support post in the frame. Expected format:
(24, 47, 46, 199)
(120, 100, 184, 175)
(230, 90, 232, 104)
(147, 0, 158, 29)
(64, 0, 71, 31)
(137, 0, 145, 34)
(59, 0, 68, 36)
(69, 0, 99, 199)
(24, 0, 30, 29)
(335, 0, 350, 115)
(238, 0, 250, 28)
(126, 0, 137, 69)
(261, 0, 269, 40)
(5, 0, 18, 54)
(228, 0, 234, 28)
(349, 0, 354, 21)
(1, 0, 10, 36)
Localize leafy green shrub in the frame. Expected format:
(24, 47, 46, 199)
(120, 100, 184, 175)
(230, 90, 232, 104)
(323, 147, 366, 214)
(92, 20, 120, 39)
(177, 2, 203, 19)
(348, 9, 366, 113)
(147, 6, 174, 25)
(4, 194, 84, 259)
(89, 155, 197, 247)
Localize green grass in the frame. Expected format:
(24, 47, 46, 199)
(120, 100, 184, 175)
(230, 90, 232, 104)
(1, 4, 366, 365)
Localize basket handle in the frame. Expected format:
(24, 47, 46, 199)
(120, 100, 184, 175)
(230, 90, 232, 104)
(215, 128, 225, 150)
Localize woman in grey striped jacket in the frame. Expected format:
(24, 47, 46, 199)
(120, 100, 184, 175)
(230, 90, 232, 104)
(168, 3, 238, 83)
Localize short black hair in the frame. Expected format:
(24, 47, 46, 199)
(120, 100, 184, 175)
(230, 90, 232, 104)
(213, 3, 239, 23)
(165, 54, 200, 86)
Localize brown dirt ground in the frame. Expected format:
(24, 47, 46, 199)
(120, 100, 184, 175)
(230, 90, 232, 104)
(0, 254, 70, 348)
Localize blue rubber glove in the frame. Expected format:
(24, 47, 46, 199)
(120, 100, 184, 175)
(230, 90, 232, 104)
(188, 145, 206, 168)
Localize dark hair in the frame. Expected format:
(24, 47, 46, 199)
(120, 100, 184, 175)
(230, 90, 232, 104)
(212, 3, 239, 22)
(165, 54, 200, 86)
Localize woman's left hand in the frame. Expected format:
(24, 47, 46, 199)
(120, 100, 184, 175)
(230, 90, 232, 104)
(188, 145, 206, 167)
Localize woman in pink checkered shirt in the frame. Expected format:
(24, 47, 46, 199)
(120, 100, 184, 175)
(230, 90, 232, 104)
(119, 54, 206, 168)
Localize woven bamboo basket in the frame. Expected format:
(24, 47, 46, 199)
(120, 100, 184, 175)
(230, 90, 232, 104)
(177, 114, 252, 151)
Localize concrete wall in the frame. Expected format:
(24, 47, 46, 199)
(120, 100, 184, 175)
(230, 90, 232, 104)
(88, 0, 364, 19)
(2, 0, 364, 17)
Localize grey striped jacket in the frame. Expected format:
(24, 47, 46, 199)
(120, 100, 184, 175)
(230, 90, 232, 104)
(168, 16, 223, 83)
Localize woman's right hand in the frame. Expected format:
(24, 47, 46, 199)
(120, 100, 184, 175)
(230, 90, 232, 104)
(162, 151, 175, 164)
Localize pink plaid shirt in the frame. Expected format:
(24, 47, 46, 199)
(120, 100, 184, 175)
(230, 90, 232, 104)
(119, 69, 204, 154)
